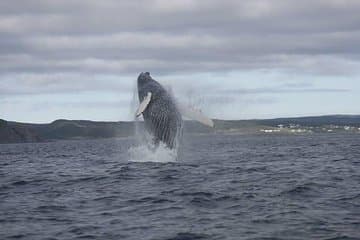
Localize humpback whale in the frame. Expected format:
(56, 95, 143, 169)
(136, 72, 214, 149)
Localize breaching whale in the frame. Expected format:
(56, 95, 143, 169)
(136, 72, 214, 149)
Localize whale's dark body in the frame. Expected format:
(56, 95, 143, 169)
(137, 72, 183, 149)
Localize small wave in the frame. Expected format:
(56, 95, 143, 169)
(245, 166, 268, 173)
(279, 182, 322, 197)
(36, 205, 67, 213)
(178, 191, 213, 198)
(62, 176, 107, 185)
(93, 195, 118, 202)
(165, 232, 209, 240)
(12, 180, 28, 186)
(11, 178, 52, 187)
(158, 175, 178, 181)
(127, 196, 174, 204)
(8, 234, 26, 239)
(335, 193, 360, 202)
(215, 195, 240, 202)
(324, 236, 358, 240)
(128, 142, 177, 163)
(190, 196, 217, 207)
(68, 225, 100, 236)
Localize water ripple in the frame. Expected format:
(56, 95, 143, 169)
(0, 134, 359, 239)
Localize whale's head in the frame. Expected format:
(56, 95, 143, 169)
(137, 72, 152, 89)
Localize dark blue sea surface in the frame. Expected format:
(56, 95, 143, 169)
(0, 133, 359, 240)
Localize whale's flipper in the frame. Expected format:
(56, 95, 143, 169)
(136, 92, 152, 117)
(178, 104, 214, 128)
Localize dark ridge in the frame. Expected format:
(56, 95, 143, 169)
(1, 114, 359, 144)
(0, 119, 42, 144)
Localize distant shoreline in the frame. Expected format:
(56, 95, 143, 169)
(1, 115, 359, 144)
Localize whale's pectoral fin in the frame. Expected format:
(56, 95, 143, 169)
(136, 92, 152, 117)
(178, 104, 214, 128)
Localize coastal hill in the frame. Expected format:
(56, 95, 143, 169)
(0, 115, 359, 144)
(0, 119, 42, 144)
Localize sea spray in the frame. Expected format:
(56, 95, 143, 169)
(128, 117, 181, 163)
(128, 142, 178, 163)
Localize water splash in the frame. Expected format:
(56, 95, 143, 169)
(128, 142, 178, 163)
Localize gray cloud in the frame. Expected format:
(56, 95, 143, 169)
(0, 72, 135, 97)
(29, 100, 130, 111)
(1, 0, 360, 77)
(1, 0, 360, 123)
(221, 87, 350, 95)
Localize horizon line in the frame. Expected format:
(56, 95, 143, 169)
(2, 113, 360, 125)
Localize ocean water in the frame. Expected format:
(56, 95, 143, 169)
(0, 133, 359, 240)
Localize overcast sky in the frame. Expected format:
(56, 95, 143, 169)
(1, 0, 360, 123)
